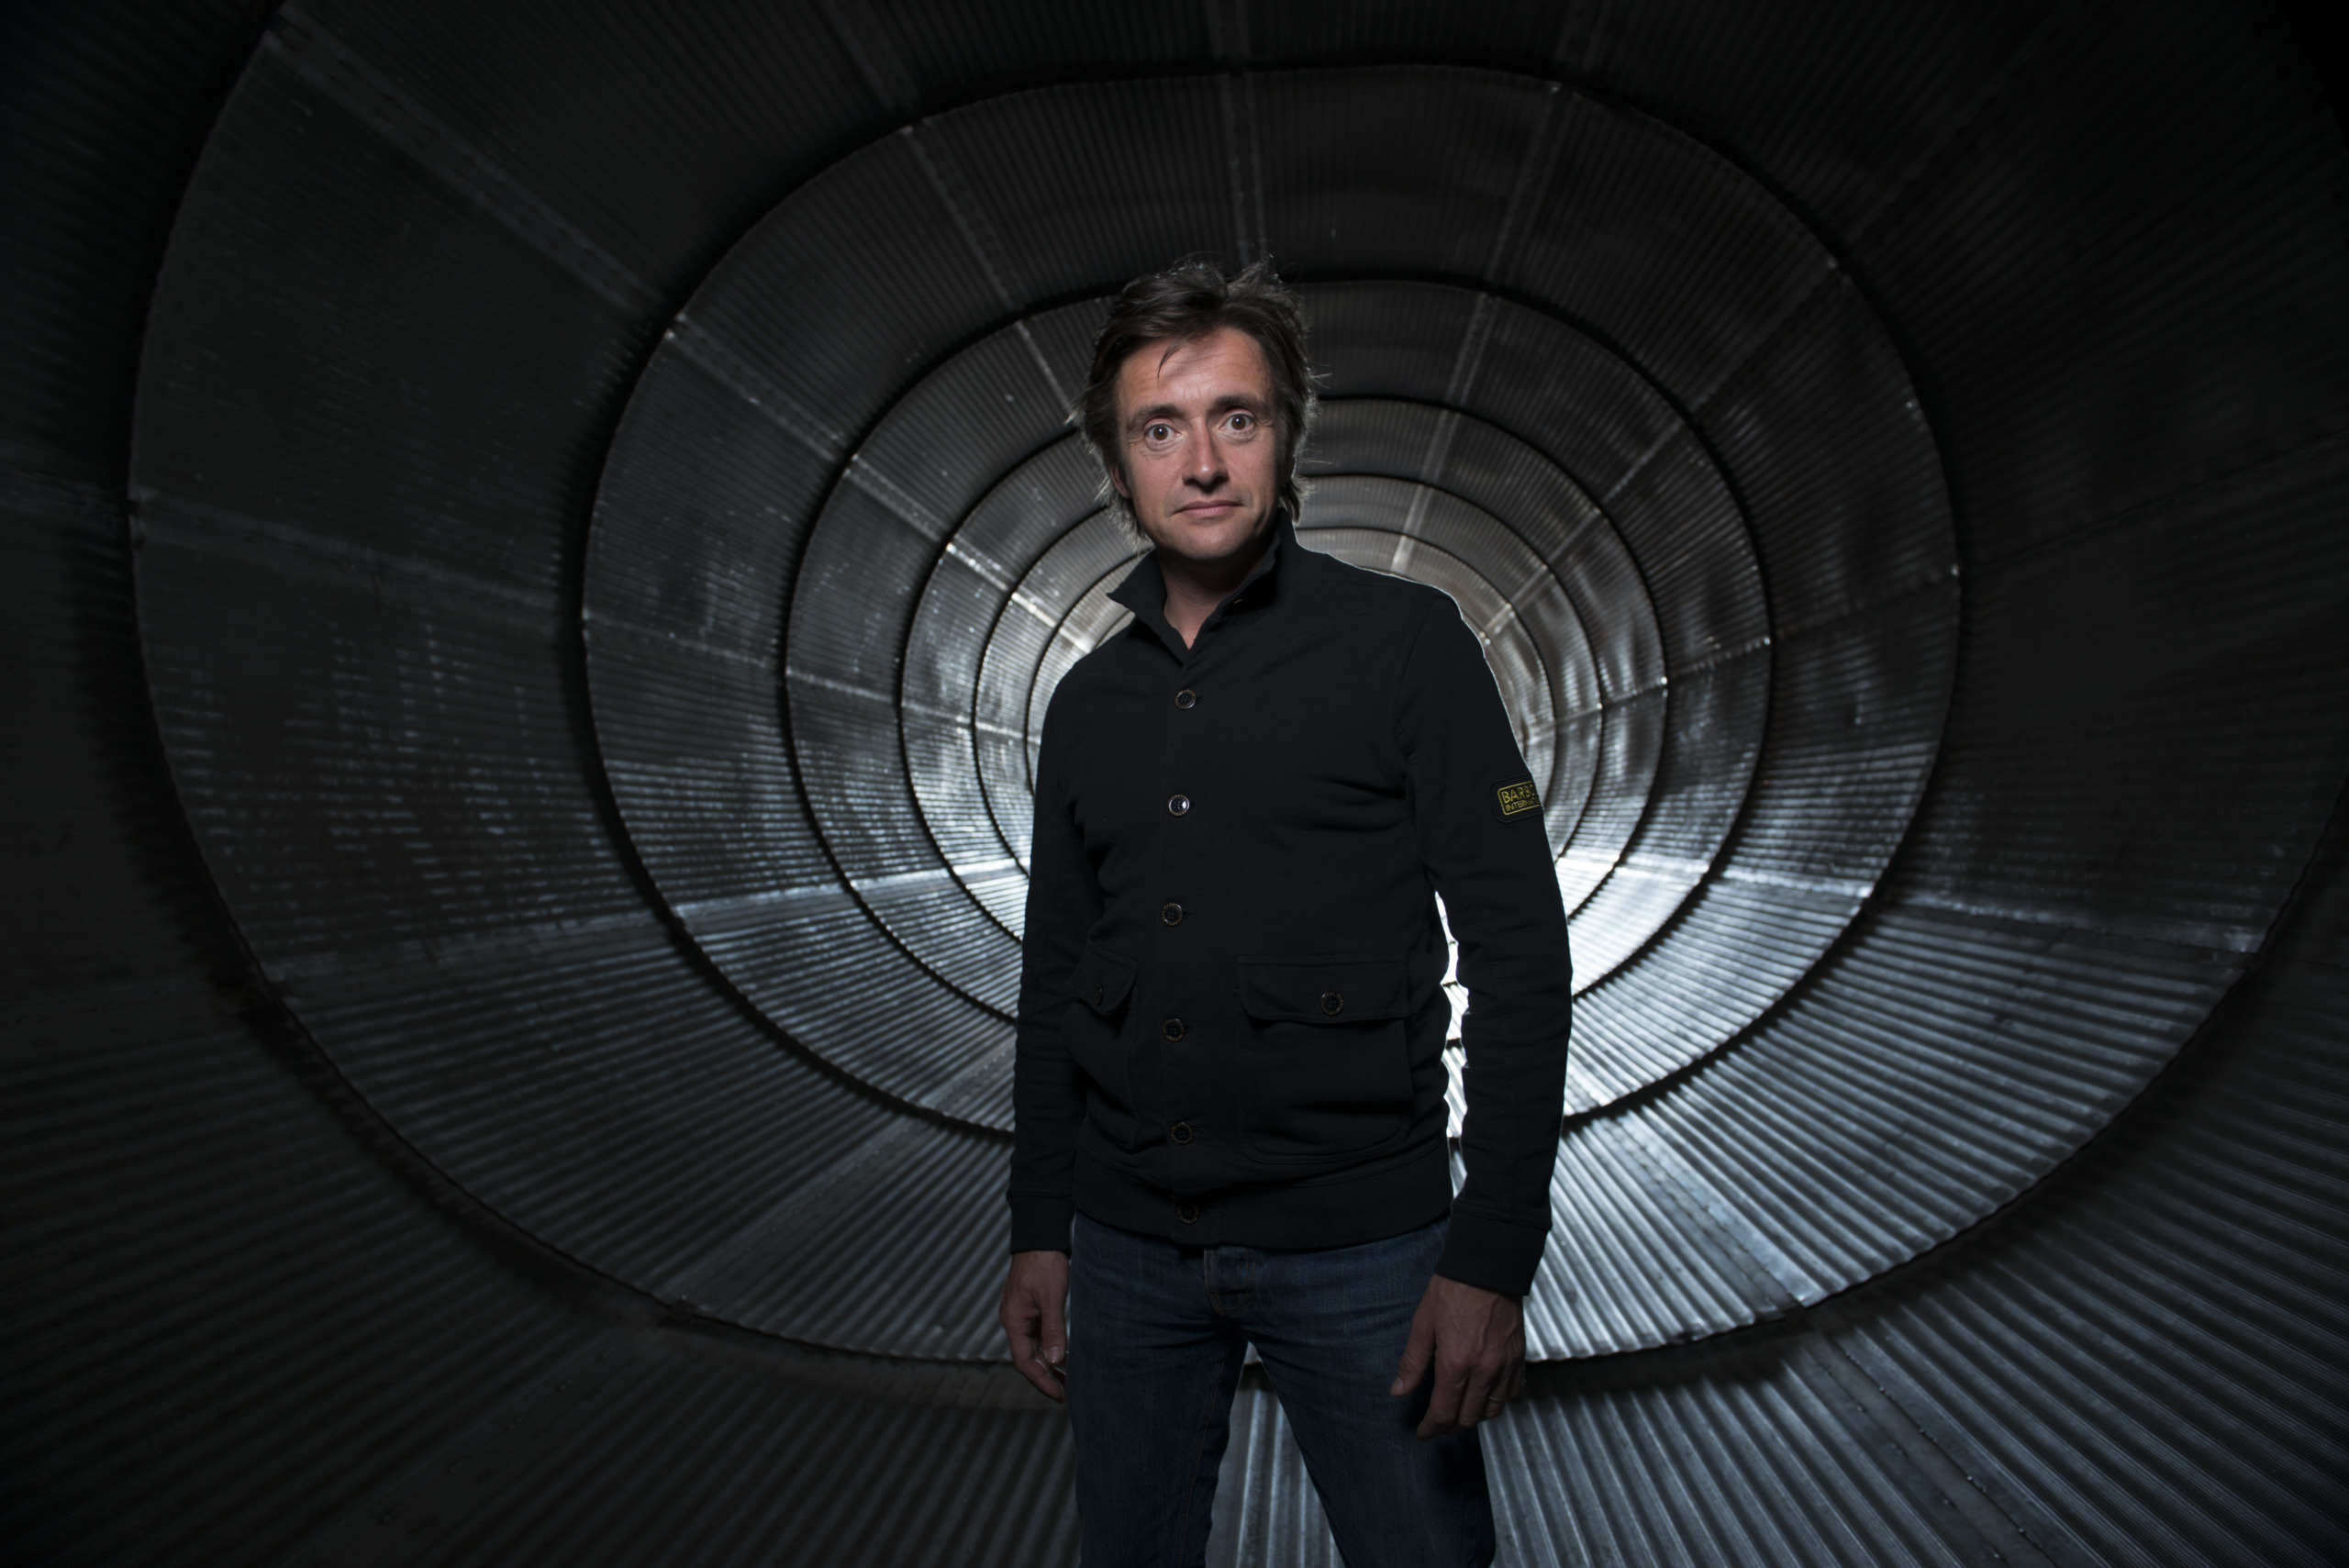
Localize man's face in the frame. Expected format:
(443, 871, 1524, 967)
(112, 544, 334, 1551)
(1111, 327, 1280, 570)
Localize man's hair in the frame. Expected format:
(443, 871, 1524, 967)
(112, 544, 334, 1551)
(1078, 260, 1316, 533)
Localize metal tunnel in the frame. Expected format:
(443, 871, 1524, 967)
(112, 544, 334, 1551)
(6, 0, 2346, 1562)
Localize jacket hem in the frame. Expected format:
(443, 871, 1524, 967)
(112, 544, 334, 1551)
(1071, 1136, 1456, 1252)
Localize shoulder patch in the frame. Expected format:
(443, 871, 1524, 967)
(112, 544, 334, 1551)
(1492, 778, 1542, 821)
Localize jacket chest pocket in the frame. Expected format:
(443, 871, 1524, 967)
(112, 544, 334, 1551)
(1064, 944, 1142, 1150)
(1235, 957, 1414, 1162)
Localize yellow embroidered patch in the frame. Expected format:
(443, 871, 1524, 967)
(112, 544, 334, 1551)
(1495, 779, 1541, 817)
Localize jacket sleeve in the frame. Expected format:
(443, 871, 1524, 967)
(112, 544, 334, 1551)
(1007, 701, 1101, 1254)
(1397, 596, 1573, 1298)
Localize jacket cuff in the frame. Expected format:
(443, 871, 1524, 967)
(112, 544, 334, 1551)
(1008, 1192, 1074, 1254)
(1434, 1208, 1549, 1298)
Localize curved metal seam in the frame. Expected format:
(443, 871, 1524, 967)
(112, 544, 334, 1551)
(890, 426, 1117, 954)
(1835, 0, 2097, 258)
(816, 0, 920, 119)
(631, 303, 1124, 1062)
(123, 527, 925, 1358)
(1390, 90, 1564, 575)
(706, 330, 1141, 1054)
(1307, 373, 1688, 929)
(1324, 522, 1585, 874)
(1304, 515, 1569, 727)
(1420, 260, 1809, 995)
(610, 112, 1822, 1073)
(1309, 393, 1657, 709)
(59, 8, 2349, 1558)
(575, 400, 1026, 1133)
(117, 15, 993, 1334)
(573, 357, 1040, 1135)
(903, 122, 1071, 406)
(1538, 772, 2346, 1381)
(664, 317, 851, 458)
(513, 68, 1930, 1338)
(907, 482, 1127, 955)
(974, 533, 1137, 889)
(1553, 579, 1958, 1139)
(1213, 72, 1268, 262)
(1274, 283, 1754, 931)
(262, 5, 661, 317)
(1001, 526, 1144, 830)
(645, 290, 1196, 1108)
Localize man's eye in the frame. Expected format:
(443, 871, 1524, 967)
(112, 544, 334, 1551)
(1227, 412, 1255, 432)
(1146, 424, 1174, 442)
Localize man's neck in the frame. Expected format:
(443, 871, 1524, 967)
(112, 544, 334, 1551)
(1158, 531, 1272, 648)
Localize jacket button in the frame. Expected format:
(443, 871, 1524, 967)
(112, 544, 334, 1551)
(1161, 901, 1184, 926)
(1174, 688, 1197, 709)
(1163, 1017, 1186, 1041)
(1171, 1122, 1194, 1144)
(1094, 983, 1104, 1006)
(1320, 991, 1344, 1016)
(1167, 794, 1191, 816)
(1177, 1205, 1199, 1224)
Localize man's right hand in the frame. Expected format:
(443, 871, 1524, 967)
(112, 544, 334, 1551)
(998, 1249, 1071, 1402)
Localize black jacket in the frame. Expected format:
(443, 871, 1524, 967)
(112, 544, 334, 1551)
(1008, 515, 1573, 1296)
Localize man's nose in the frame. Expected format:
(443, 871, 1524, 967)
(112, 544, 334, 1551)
(1186, 428, 1225, 484)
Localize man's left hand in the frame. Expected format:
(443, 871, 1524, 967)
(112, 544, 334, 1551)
(1388, 1274, 1526, 1439)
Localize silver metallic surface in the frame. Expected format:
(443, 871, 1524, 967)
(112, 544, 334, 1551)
(4, 0, 2345, 1562)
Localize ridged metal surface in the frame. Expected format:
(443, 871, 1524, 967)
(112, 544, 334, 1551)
(6, 0, 2347, 1564)
(283, 1331, 1083, 1568)
(574, 98, 1954, 1189)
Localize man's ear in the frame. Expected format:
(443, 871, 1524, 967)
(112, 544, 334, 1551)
(1109, 461, 1130, 499)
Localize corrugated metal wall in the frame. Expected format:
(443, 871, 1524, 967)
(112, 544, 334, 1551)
(4, 2, 2343, 1563)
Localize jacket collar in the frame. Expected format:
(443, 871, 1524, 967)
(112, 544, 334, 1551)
(1108, 508, 1296, 655)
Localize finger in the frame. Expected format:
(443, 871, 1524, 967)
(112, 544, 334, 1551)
(1017, 1339, 1066, 1401)
(1388, 1309, 1436, 1397)
(1456, 1358, 1505, 1429)
(1016, 1357, 1064, 1401)
(1001, 1287, 1066, 1403)
(1481, 1346, 1528, 1419)
(1416, 1357, 1473, 1440)
(1041, 1280, 1068, 1369)
(1006, 1319, 1061, 1400)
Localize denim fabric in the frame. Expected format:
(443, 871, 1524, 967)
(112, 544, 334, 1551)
(1067, 1212, 1495, 1568)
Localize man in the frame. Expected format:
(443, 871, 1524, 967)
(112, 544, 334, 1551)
(999, 261, 1572, 1568)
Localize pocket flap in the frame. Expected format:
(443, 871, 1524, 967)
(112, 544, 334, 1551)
(1238, 957, 1410, 1023)
(1072, 943, 1137, 1016)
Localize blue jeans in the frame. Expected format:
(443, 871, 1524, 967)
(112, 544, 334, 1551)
(1067, 1212, 1495, 1568)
